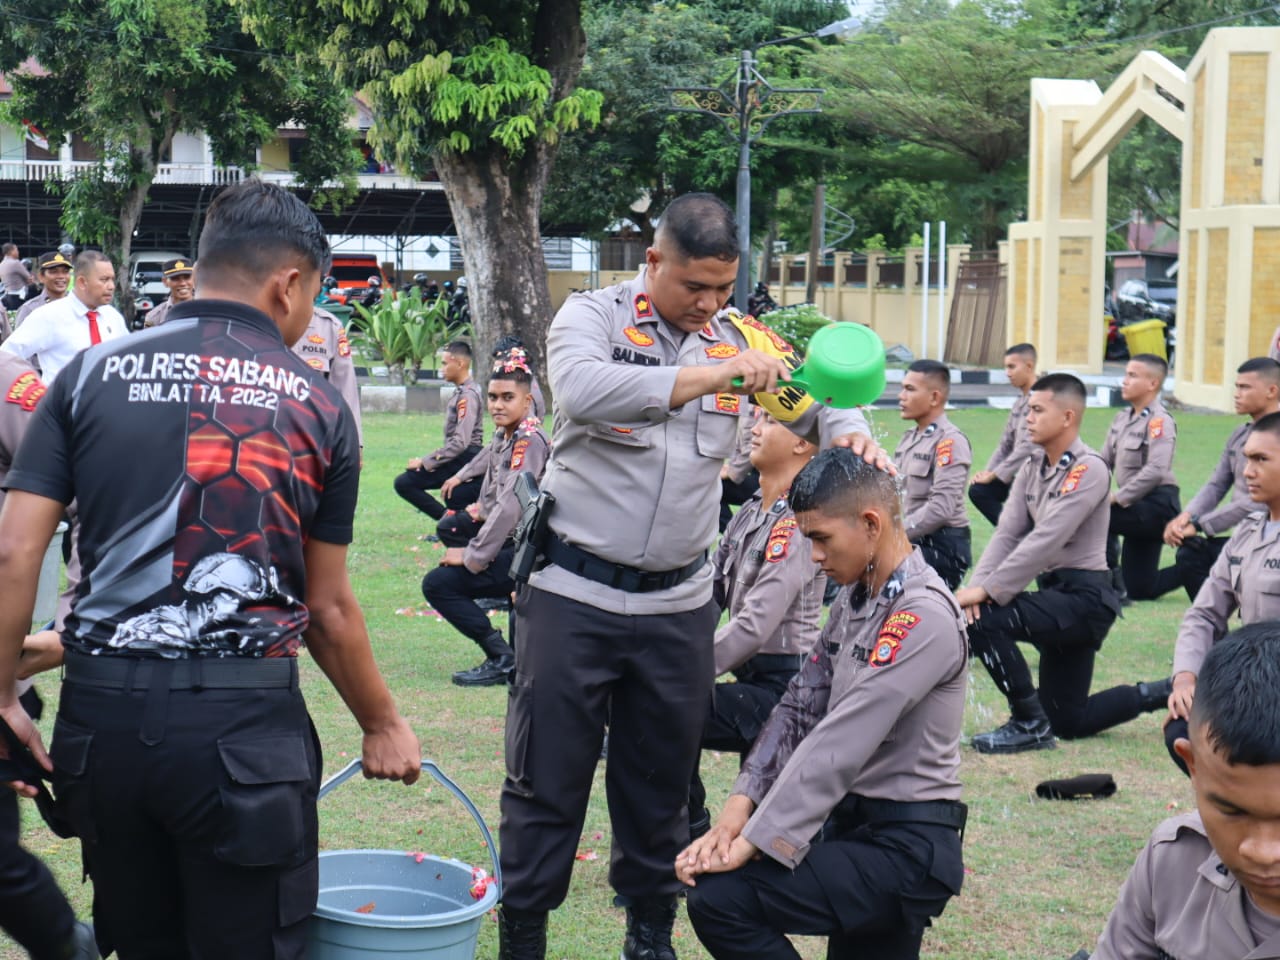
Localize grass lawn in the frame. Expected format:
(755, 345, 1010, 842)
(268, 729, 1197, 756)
(4, 402, 1233, 959)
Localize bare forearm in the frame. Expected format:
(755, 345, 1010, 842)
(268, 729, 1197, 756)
(670, 365, 723, 409)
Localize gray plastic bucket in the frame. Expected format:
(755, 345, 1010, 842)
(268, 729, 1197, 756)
(307, 759, 501, 959)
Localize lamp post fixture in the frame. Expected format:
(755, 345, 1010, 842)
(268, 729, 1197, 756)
(668, 17, 862, 307)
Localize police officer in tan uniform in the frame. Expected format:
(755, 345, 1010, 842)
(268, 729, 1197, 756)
(141, 258, 195, 328)
(1164, 411, 1280, 772)
(957, 374, 1171, 754)
(680, 447, 967, 960)
(12, 251, 73, 330)
(968, 343, 1037, 526)
(424, 353, 549, 687)
(1154, 357, 1280, 600)
(896, 359, 972, 589)
(1099, 353, 1180, 601)
(687, 409, 823, 838)
(1090, 623, 1280, 960)
(290, 306, 363, 446)
(395, 340, 485, 520)
(496, 194, 880, 960)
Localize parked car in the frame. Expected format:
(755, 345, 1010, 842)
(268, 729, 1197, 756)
(1113, 278, 1177, 324)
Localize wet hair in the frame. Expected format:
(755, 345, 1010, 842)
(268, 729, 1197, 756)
(197, 179, 330, 283)
(654, 193, 738, 263)
(1006, 343, 1037, 362)
(1239, 357, 1280, 385)
(907, 359, 950, 397)
(73, 250, 111, 275)
(1131, 353, 1168, 380)
(443, 340, 472, 360)
(1191, 621, 1280, 765)
(1031, 372, 1086, 410)
(789, 447, 901, 526)
(1251, 410, 1280, 441)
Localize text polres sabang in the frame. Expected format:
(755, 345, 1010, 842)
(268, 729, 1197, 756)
(101, 352, 313, 406)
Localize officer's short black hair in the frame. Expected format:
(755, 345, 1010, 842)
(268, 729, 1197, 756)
(197, 179, 330, 284)
(790, 447, 901, 526)
(1031, 372, 1087, 410)
(492, 335, 525, 356)
(490, 350, 534, 388)
(655, 193, 738, 263)
(907, 359, 950, 397)
(1251, 411, 1280, 442)
(1006, 343, 1037, 362)
(1131, 353, 1168, 380)
(443, 340, 472, 361)
(1238, 357, 1280, 385)
(1191, 621, 1280, 765)
(73, 250, 111, 275)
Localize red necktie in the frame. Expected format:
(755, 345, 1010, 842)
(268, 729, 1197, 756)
(87, 310, 101, 345)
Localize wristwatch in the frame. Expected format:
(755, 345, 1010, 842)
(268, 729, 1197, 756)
(1189, 514, 1202, 533)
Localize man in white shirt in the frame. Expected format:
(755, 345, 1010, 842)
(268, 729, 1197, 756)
(1, 251, 127, 383)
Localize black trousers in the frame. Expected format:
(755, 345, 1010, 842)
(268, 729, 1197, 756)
(393, 445, 482, 520)
(914, 527, 972, 591)
(500, 585, 718, 912)
(422, 545, 516, 652)
(1107, 485, 1180, 600)
(0, 688, 77, 960)
(966, 576, 1146, 739)
(686, 821, 962, 960)
(968, 478, 1010, 527)
(437, 510, 483, 547)
(720, 470, 760, 533)
(689, 658, 798, 827)
(51, 670, 320, 959)
(1152, 534, 1229, 602)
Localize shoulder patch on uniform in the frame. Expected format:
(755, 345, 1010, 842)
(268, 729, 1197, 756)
(456, 397, 468, 419)
(766, 516, 798, 563)
(871, 611, 920, 667)
(705, 343, 740, 360)
(623, 325, 654, 347)
(1059, 462, 1088, 494)
(936, 438, 954, 467)
(307, 333, 325, 344)
(1149, 417, 1164, 439)
(337, 334, 351, 357)
(715, 393, 741, 414)
(5, 371, 45, 412)
(510, 438, 530, 469)
(305, 357, 324, 369)
(633, 293, 653, 319)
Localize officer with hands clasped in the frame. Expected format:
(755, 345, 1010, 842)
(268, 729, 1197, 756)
(968, 343, 1037, 526)
(679, 447, 968, 960)
(1089, 622, 1280, 960)
(0, 180, 421, 959)
(496, 193, 882, 960)
(895, 359, 973, 589)
(687, 408, 824, 839)
(1164, 411, 1280, 773)
(1099, 353, 1179, 601)
(957, 373, 1171, 754)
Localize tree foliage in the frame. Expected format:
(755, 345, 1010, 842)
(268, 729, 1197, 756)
(0, 0, 356, 272)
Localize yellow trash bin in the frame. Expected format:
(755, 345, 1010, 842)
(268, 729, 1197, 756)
(1121, 319, 1167, 361)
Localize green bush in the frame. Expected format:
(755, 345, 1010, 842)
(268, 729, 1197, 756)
(759, 304, 833, 355)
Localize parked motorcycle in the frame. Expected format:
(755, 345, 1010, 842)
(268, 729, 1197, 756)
(747, 281, 777, 318)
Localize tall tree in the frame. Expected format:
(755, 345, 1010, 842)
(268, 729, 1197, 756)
(0, 0, 356, 291)
(237, 0, 603, 383)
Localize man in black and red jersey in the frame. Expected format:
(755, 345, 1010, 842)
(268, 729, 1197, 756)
(0, 179, 422, 960)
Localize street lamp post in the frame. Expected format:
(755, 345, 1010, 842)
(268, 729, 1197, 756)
(669, 17, 861, 307)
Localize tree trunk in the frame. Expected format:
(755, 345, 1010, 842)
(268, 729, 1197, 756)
(805, 179, 825, 304)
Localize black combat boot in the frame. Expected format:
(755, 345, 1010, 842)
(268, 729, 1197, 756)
(972, 694, 1057, 754)
(452, 630, 515, 687)
(622, 895, 678, 960)
(498, 906, 547, 960)
(1137, 677, 1173, 712)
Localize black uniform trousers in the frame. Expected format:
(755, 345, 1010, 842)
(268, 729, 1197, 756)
(719, 469, 760, 533)
(422, 545, 516, 654)
(1106, 484, 1180, 599)
(393, 444, 483, 520)
(913, 527, 972, 591)
(968, 477, 1011, 527)
(437, 510, 483, 547)
(688, 655, 799, 830)
(0, 687, 77, 960)
(51, 661, 320, 960)
(966, 571, 1145, 739)
(686, 820, 962, 960)
(500, 585, 718, 912)
(1152, 534, 1230, 602)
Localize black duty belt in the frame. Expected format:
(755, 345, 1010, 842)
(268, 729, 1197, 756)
(545, 534, 708, 594)
(64, 650, 296, 691)
(835, 795, 968, 836)
(742, 653, 805, 674)
(1037, 568, 1111, 590)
